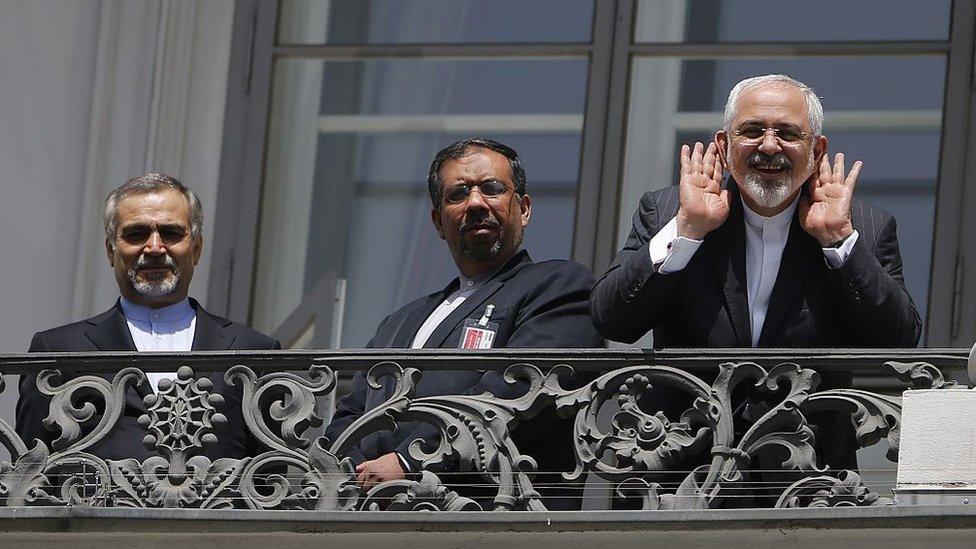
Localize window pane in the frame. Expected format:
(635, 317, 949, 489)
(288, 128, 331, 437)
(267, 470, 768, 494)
(620, 56, 946, 329)
(279, 0, 594, 44)
(253, 58, 587, 346)
(636, 0, 951, 43)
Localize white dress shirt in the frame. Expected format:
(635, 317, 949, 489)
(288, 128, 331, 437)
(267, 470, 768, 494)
(119, 297, 195, 392)
(393, 272, 490, 469)
(648, 197, 859, 346)
(411, 274, 486, 348)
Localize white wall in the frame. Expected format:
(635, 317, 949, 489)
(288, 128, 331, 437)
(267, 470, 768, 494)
(0, 0, 236, 446)
(0, 0, 102, 353)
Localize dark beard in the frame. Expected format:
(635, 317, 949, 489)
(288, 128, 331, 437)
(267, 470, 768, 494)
(459, 237, 503, 262)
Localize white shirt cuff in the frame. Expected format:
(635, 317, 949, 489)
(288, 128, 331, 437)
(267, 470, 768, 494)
(395, 452, 412, 473)
(648, 216, 703, 274)
(821, 230, 860, 269)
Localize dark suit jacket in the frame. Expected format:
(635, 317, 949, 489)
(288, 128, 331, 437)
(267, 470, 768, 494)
(16, 298, 281, 461)
(590, 180, 922, 472)
(591, 180, 922, 349)
(326, 249, 604, 468)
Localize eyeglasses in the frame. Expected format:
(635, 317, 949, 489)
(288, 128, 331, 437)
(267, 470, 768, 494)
(442, 180, 510, 203)
(732, 125, 811, 145)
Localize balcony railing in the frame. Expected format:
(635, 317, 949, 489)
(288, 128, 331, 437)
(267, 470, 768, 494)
(0, 348, 967, 514)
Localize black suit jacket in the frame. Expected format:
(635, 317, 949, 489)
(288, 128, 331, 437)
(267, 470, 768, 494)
(326, 250, 604, 468)
(591, 180, 922, 349)
(590, 181, 921, 472)
(16, 298, 281, 461)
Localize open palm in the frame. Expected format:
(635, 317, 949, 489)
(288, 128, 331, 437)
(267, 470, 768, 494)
(799, 152, 861, 246)
(676, 142, 729, 240)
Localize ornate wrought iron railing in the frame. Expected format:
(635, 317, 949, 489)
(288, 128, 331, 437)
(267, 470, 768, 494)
(0, 349, 966, 512)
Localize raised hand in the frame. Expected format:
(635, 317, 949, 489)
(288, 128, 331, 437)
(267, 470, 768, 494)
(799, 152, 861, 246)
(675, 142, 730, 240)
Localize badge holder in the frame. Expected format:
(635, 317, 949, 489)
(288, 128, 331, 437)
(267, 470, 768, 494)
(459, 304, 498, 349)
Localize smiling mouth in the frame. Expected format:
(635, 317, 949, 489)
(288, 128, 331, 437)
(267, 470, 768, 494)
(137, 267, 174, 280)
(753, 164, 788, 174)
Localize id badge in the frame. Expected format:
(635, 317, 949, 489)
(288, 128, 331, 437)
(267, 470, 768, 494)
(459, 304, 498, 349)
(460, 318, 498, 349)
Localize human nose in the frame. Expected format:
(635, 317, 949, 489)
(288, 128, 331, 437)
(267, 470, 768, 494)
(757, 129, 782, 154)
(464, 186, 490, 210)
(144, 230, 166, 255)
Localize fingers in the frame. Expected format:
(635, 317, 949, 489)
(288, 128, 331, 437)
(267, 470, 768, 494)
(702, 142, 716, 174)
(690, 142, 704, 176)
(680, 144, 691, 175)
(833, 152, 845, 184)
(711, 144, 724, 184)
(356, 460, 375, 487)
(846, 160, 863, 192)
(702, 142, 721, 189)
(356, 469, 370, 487)
(818, 154, 831, 187)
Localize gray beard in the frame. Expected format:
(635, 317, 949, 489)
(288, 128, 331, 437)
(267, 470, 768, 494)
(741, 151, 815, 209)
(127, 255, 180, 298)
(741, 171, 796, 209)
(132, 276, 179, 298)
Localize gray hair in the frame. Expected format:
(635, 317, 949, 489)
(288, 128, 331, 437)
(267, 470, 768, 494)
(103, 173, 203, 249)
(723, 74, 824, 137)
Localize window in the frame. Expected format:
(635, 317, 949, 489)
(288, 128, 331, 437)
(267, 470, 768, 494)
(213, 0, 975, 347)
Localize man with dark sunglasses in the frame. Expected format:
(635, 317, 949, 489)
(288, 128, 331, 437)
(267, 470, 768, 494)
(326, 138, 603, 509)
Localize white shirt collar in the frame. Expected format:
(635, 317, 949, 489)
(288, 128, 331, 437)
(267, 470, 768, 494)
(741, 192, 800, 228)
(119, 297, 194, 323)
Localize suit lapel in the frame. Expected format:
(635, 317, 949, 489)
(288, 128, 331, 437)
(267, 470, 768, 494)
(424, 250, 531, 349)
(84, 302, 137, 351)
(392, 286, 454, 348)
(424, 279, 505, 348)
(191, 300, 234, 350)
(757, 215, 820, 345)
(706, 182, 752, 347)
(82, 301, 150, 408)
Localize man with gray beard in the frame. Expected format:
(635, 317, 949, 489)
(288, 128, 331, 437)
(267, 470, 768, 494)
(589, 74, 921, 481)
(592, 73, 920, 348)
(16, 174, 279, 461)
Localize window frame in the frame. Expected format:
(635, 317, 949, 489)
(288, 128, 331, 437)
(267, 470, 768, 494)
(210, 0, 976, 347)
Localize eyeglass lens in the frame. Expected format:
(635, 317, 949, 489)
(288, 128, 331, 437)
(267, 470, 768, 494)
(444, 180, 508, 203)
(737, 125, 805, 143)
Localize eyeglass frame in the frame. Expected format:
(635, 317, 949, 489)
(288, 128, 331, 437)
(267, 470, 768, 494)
(441, 179, 516, 204)
(730, 124, 814, 145)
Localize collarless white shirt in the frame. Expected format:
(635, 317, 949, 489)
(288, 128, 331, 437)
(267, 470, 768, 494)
(119, 297, 195, 392)
(741, 196, 798, 346)
(410, 273, 486, 349)
(648, 191, 859, 347)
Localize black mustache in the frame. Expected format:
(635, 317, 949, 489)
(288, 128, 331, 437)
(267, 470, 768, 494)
(747, 152, 793, 169)
(460, 218, 501, 232)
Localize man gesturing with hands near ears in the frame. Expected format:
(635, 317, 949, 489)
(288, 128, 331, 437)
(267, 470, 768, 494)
(591, 73, 920, 350)
(590, 73, 921, 471)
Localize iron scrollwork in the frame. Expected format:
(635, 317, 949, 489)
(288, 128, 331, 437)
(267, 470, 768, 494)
(0, 354, 957, 511)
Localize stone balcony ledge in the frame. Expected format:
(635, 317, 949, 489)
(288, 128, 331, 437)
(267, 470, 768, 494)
(2, 505, 976, 549)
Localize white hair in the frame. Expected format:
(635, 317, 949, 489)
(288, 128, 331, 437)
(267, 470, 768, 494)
(723, 74, 824, 137)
